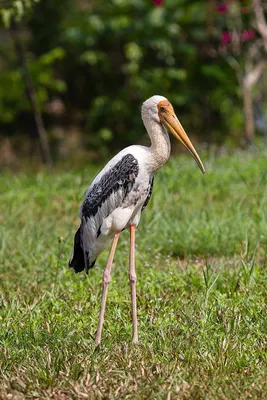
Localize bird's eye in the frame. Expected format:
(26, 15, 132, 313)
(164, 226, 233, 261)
(160, 107, 166, 113)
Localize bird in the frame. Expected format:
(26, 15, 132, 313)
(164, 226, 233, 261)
(69, 95, 205, 345)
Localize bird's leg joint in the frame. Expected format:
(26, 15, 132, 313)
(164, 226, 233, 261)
(103, 270, 111, 285)
(129, 272, 137, 284)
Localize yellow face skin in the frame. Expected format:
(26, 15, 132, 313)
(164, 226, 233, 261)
(157, 100, 205, 174)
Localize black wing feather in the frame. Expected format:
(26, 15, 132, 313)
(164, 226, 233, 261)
(142, 175, 154, 211)
(68, 226, 87, 272)
(82, 154, 139, 219)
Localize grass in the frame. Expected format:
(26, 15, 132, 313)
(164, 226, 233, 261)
(0, 148, 267, 399)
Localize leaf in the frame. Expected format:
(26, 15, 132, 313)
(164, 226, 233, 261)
(39, 48, 66, 65)
(202, 65, 229, 83)
(124, 43, 143, 61)
(1, 9, 12, 27)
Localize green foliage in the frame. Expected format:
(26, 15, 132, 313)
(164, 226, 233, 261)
(0, 0, 39, 27)
(0, 47, 66, 123)
(0, 0, 244, 152)
(1, 0, 264, 153)
(0, 150, 267, 398)
(66, 0, 213, 147)
(211, 0, 265, 137)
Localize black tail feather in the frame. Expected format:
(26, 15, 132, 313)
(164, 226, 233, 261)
(69, 226, 86, 273)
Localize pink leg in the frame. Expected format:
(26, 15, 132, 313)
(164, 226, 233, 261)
(129, 225, 138, 343)
(95, 232, 120, 345)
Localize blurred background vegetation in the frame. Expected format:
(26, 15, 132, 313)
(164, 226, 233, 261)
(1, 0, 267, 168)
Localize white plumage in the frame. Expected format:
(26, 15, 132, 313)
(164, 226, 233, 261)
(80, 146, 152, 266)
(69, 95, 205, 344)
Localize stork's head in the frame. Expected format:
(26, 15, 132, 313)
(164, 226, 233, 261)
(142, 95, 205, 174)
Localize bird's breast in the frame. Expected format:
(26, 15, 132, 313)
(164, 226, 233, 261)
(103, 175, 151, 234)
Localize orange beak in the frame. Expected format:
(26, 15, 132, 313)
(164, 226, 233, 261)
(158, 100, 205, 174)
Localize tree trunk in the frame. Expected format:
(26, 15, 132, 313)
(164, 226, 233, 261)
(11, 22, 53, 168)
(243, 83, 255, 146)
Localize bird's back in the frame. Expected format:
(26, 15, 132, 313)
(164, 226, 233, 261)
(69, 145, 153, 273)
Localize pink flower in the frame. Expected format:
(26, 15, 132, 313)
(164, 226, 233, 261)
(153, 0, 164, 6)
(217, 4, 228, 13)
(241, 29, 255, 41)
(221, 31, 232, 45)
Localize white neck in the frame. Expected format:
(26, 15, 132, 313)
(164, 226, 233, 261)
(143, 116, 171, 172)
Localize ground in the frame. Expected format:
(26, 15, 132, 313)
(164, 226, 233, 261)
(0, 149, 267, 399)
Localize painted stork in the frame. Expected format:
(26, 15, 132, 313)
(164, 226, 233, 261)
(69, 95, 205, 344)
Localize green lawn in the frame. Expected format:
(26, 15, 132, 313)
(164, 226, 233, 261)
(0, 149, 267, 399)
